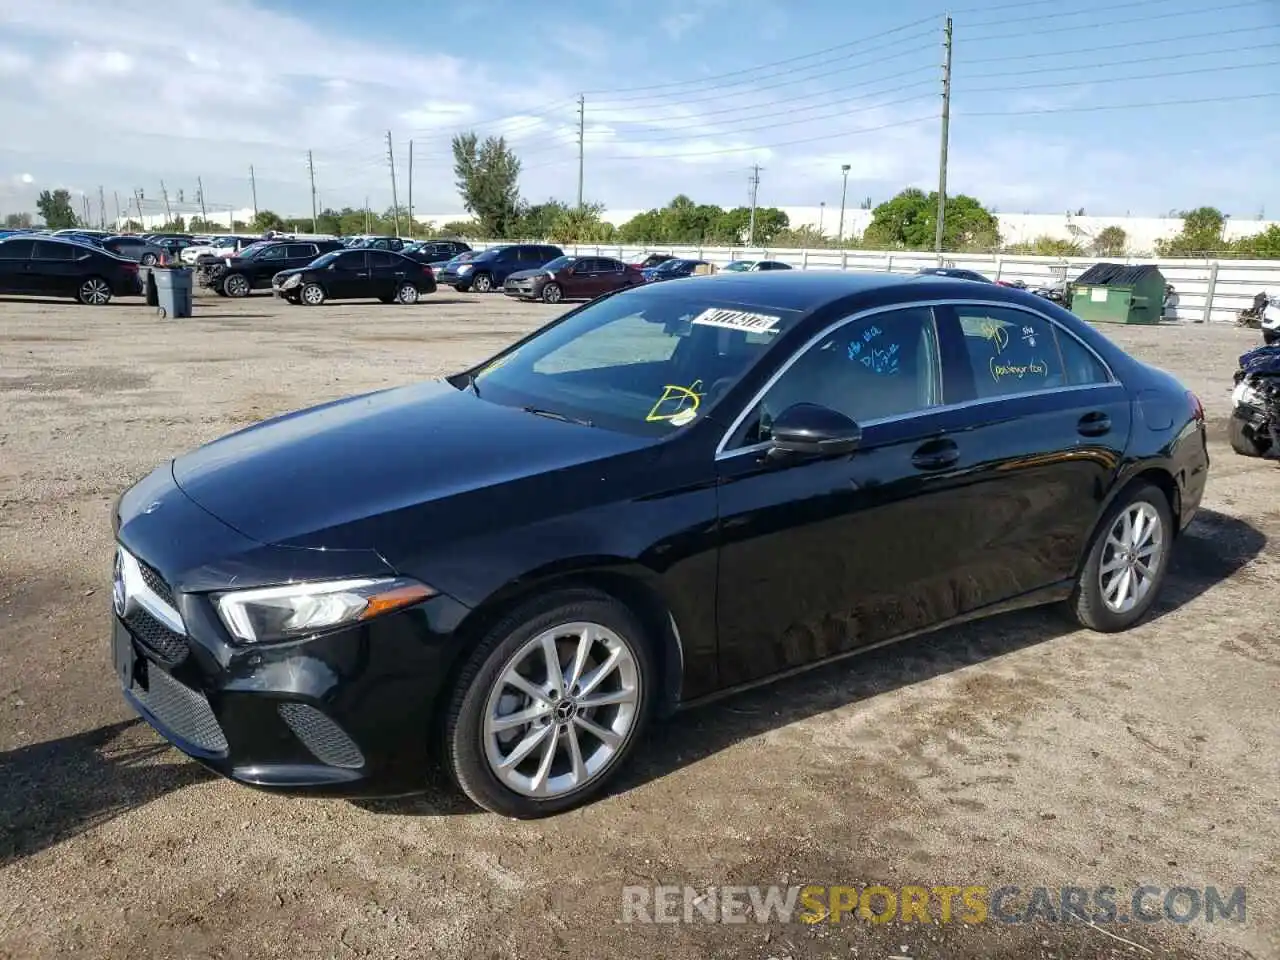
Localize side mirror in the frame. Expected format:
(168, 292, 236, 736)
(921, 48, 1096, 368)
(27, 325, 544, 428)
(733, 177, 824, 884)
(767, 403, 862, 459)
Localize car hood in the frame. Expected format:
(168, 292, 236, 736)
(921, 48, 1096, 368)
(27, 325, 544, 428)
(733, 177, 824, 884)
(272, 266, 306, 279)
(505, 269, 548, 281)
(171, 380, 652, 551)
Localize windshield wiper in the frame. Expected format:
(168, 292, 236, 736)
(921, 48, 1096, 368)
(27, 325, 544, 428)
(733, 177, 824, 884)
(522, 405, 594, 427)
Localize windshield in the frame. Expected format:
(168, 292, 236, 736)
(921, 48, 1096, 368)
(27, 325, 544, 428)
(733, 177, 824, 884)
(542, 255, 577, 271)
(722, 261, 754, 272)
(655, 260, 689, 273)
(467, 286, 804, 436)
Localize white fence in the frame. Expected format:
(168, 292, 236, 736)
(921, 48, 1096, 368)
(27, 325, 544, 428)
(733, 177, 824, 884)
(464, 241, 1280, 324)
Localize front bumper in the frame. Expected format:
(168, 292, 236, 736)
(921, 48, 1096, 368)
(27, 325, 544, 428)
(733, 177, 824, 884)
(503, 277, 542, 299)
(437, 271, 472, 290)
(110, 467, 474, 796)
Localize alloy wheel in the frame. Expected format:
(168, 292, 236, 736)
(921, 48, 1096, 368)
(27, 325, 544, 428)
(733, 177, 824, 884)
(482, 621, 641, 799)
(301, 283, 325, 305)
(1098, 501, 1164, 614)
(224, 274, 250, 297)
(397, 283, 418, 304)
(542, 283, 562, 304)
(472, 273, 491, 293)
(79, 278, 111, 305)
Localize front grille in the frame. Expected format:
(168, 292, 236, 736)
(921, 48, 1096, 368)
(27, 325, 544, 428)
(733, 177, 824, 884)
(133, 667, 228, 754)
(137, 560, 175, 609)
(123, 608, 188, 663)
(278, 703, 365, 769)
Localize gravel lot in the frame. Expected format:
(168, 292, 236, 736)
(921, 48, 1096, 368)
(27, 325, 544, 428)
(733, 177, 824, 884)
(0, 288, 1276, 960)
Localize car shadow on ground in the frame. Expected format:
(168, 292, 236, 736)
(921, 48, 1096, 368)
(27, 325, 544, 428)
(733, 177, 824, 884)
(368, 507, 1263, 817)
(0, 296, 132, 307)
(0, 718, 213, 865)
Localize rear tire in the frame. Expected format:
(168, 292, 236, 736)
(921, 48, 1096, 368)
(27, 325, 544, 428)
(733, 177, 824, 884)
(442, 589, 656, 818)
(1066, 482, 1173, 632)
(77, 277, 112, 305)
(396, 283, 419, 305)
(141, 253, 158, 266)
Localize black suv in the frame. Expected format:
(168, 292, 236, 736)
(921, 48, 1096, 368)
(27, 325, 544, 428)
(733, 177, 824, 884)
(435, 243, 563, 292)
(203, 239, 345, 297)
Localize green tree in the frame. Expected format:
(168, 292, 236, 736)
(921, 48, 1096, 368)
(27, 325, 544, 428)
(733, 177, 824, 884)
(1092, 225, 1127, 257)
(1005, 235, 1084, 257)
(512, 199, 571, 239)
(1230, 224, 1280, 259)
(121, 218, 143, 233)
(773, 225, 834, 248)
(3, 212, 33, 228)
(1155, 207, 1228, 257)
(548, 203, 616, 243)
(862, 189, 1000, 251)
(440, 219, 482, 237)
(156, 216, 187, 233)
(452, 132, 523, 238)
(35, 189, 79, 230)
(252, 209, 286, 232)
(715, 206, 789, 245)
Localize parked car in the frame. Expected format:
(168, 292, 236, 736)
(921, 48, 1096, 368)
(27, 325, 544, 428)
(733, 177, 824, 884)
(52, 228, 112, 240)
(630, 253, 675, 269)
(0, 235, 140, 304)
(721, 260, 793, 272)
(436, 243, 564, 293)
(99, 234, 167, 265)
(345, 235, 408, 252)
(272, 248, 436, 305)
(502, 255, 644, 303)
(203, 239, 346, 297)
(150, 236, 198, 260)
(107, 271, 1209, 817)
(180, 236, 260, 265)
(402, 239, 472, 269)
(916, 267, 993, 283)
(644, 258, 710, 282)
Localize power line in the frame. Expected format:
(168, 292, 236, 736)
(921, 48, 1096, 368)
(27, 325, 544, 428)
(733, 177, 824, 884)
(961, 23, 1280, 65)
(961, 58, 1280, 93)
(960, 41, 1280, 78)
(963, 0, 1187, 29)
(582, 14, 938, 97)
(964, 0, 1270, 41)
(956, 91, 1280, 117)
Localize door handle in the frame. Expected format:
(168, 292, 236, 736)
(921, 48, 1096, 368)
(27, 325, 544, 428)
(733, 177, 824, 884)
(1077, 411, 1111, 437)
(911, 438, 959, 471)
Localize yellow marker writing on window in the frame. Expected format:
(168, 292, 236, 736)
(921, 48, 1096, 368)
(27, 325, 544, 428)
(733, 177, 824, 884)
(978, 319, 1009, 354)
(646, 379, 704, 423)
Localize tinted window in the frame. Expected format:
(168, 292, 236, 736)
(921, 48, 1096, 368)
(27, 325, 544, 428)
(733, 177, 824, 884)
(284, 244, 316, 259)
(257, 246, 287, 260)
(519, 247, 547, 264)
(744, 307, 941, 443)
(0, 239, 36, 259)
(598, 258, 624, 273)
(953, 305, 1089, 397)
(368, 251, 395, 268)
(32, 241, 78, 260)
(334, 251, 367, 269)
(471, 290, 804, 436)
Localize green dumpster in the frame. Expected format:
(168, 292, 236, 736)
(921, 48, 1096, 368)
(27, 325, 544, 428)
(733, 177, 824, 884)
(1069, 262, 1165, 324)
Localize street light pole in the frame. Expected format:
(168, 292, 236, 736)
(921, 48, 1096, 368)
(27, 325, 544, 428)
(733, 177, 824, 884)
(837, 164, 851, 242)
(819, 201, 826, 234)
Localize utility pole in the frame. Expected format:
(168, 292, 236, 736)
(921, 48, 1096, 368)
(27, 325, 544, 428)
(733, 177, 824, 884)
(159, 180, 173, 224)
(747, 164, 761, 246)
(197, 176, 207, 226)
(364, 197, 371, 234)
(386, 130, 401, 237)
(838, 164, 850, 242)
(249, 165, 259, 222)
(576, 94, 585, 210)
(934, 15, 953, 257)
(134, 188, 145, 229)
(97, 186, 106, 229)
(113, 190, 122, 231)
(306, 150, 318, 234)
(819, 201, 826, 234)
(407, 139, 414, 239)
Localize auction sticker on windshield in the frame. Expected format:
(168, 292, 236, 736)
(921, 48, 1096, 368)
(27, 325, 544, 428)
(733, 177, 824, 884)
(690, 308, 781, 333)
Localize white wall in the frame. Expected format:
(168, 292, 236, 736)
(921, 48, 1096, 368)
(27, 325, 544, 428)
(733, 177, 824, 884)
(460, 239, 1279, 325)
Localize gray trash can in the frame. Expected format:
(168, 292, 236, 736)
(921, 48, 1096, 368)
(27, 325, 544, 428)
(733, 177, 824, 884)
(153, 267, 193, 319)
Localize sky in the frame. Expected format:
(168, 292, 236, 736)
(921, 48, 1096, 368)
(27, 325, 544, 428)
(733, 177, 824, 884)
(0, 0, 1278, 224)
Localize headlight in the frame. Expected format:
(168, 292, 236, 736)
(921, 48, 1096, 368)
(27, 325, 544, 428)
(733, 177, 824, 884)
(282, 273, 301, 288)
(457, 263, 473, 274)
(214, 576, 435, 644)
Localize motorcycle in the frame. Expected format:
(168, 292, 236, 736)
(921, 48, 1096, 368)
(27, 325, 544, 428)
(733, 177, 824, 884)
(1229, 343, 1280, 458)
(1236, 291, 1271, 330)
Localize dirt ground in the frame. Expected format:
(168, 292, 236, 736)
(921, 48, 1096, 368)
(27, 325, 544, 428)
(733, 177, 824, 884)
(0, 288, 1276, 960)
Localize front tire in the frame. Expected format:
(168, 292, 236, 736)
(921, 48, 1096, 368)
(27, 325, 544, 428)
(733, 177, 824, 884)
(470, 272, 492, 293)
(300, 282, 326, 306)
(1067, 482, 1173, 632)
(442, 589, 655, 818)
(541, 282, 563, 304)
(222, 273, 251, 298)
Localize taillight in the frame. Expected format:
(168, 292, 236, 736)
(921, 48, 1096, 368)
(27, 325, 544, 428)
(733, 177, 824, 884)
(1188, 391, 1204, 422)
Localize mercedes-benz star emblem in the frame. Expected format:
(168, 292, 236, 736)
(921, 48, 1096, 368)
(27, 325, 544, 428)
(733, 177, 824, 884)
(112, 550, 128, 617)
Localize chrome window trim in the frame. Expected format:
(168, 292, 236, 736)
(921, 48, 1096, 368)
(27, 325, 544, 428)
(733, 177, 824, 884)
(117, 546, 186, 634)
(713, 297, 1119, 461)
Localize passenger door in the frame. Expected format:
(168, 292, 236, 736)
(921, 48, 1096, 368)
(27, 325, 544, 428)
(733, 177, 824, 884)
(927, 301, 1130, 606)
(367, 251, 404, 298)
(715, 305, 981, 687)
(31, 240, 81, 296)
(0, 238, 38, 294)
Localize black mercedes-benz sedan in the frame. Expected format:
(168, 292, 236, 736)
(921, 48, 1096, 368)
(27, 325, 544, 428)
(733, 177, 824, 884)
(110, 271, 1209, 817)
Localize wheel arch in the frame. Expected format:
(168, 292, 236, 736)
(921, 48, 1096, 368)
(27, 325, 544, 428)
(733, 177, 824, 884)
(1075, 465, 1181, 575)
(436, 560, 686, 730)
